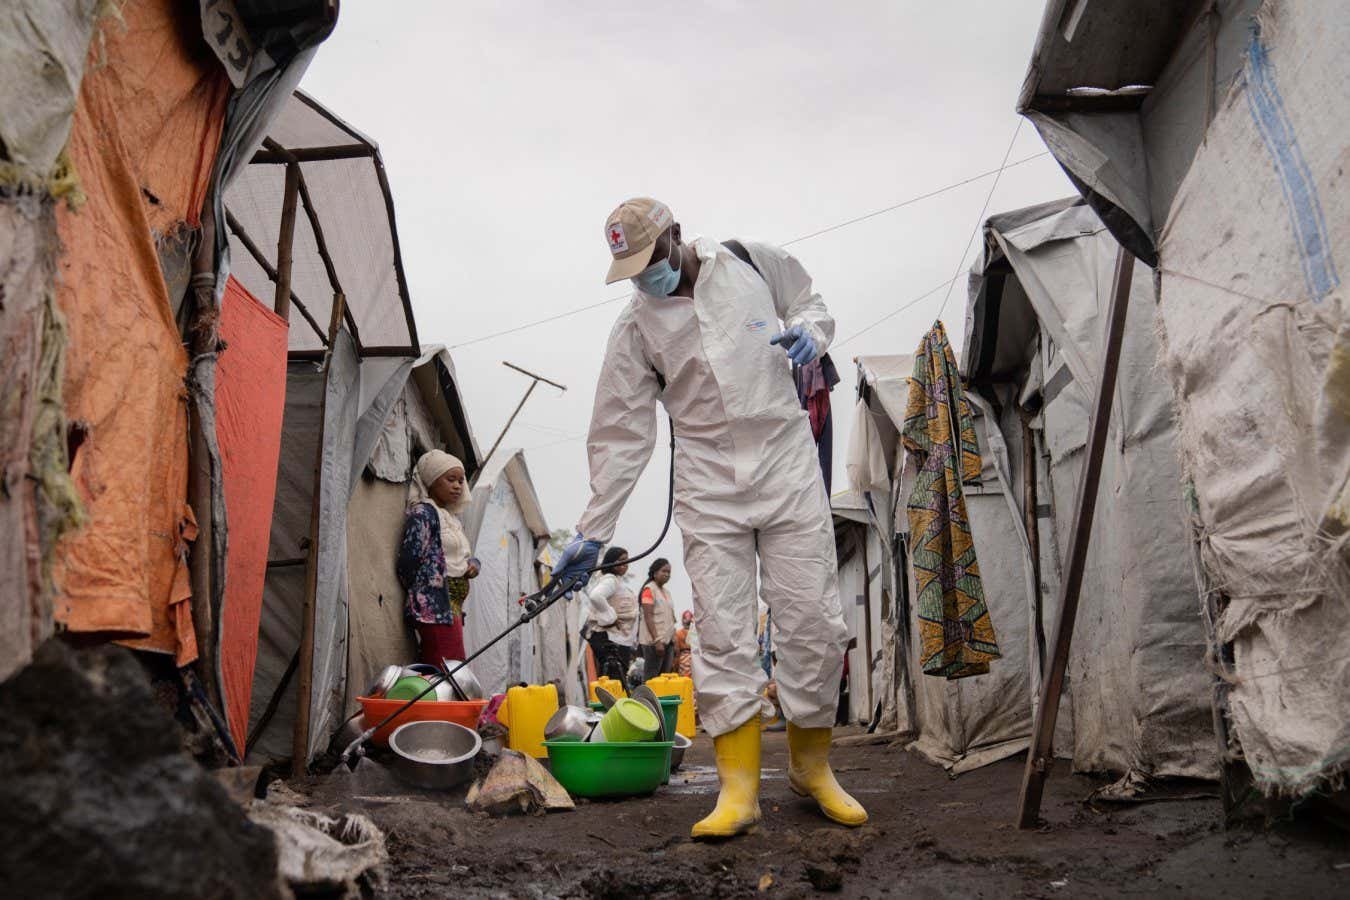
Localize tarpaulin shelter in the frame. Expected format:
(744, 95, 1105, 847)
(849, 353, 1035, 773)
(0, 0, 335, 694)
(963, 198, 1213, 781)
(230, 91, 481, 766)
(461, 449, 560, 695)
(1020, 0, 1349, 802)
(0, 0, 100, 682)
(830, 491, 886, 725)
(844, 355, 915, 739)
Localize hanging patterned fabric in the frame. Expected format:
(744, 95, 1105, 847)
(902, 321, 1000, 679)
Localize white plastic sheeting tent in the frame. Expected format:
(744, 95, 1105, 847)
(1021, 0, 1349, 798)
(235, 79, 480, 770)
(849, 355, 1038, 774)
(963, 198, 1213, 779)
(831, 491, 886, 725)
(247, 344, 478, 765)
(461, 449, 558, 696)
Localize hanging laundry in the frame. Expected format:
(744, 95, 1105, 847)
(902, 321, 1000, 679)
(795, 353, 841, 492)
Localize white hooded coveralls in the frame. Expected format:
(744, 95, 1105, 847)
(577, 236, 848, 736)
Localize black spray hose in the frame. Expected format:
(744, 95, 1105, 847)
(339, 420, 676, 767)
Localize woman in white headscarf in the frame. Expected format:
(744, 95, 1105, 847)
(396, 450, 480, 664)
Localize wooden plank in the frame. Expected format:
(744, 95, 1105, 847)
(250, 143, 374, 164)
(273, 163, 300, 317)
(186, 204, 223, 728)
(1016, 245, 1134, 828)
(292, 291, 348, 775)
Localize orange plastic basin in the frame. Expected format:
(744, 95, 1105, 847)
(356, 696, 488, 746)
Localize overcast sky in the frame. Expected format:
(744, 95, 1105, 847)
(299, 0, 1070, 615)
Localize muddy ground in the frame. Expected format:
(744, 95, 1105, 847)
(289, 728, 1350, 899)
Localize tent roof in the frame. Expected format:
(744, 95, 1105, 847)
(412, 345, 482, 477)
(855, 354, 913, 429)
(831, 490, 869, 526)
(963, 198, 1095, 381)
(1018, 0, 1207, 111)
(471, 448, 550, 541)
(224, 90, 419, 356)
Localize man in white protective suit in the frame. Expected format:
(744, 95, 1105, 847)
(551, 197, 866, 839)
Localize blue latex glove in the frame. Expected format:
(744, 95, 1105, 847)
(770, 324, 818, 366)
(551, 534, 603, 596)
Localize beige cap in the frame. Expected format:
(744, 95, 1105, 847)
(603, 197, 675, 284)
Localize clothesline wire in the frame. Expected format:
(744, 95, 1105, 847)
(934, 119, 1024, 322)
(522, 272, 958, 453)
(831, 275, 960, 351)
(449, 150, 1049, 350)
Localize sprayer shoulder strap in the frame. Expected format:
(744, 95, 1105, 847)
(721, 239, 762, 280)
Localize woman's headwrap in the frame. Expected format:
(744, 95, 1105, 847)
(412, 449, 470, 511)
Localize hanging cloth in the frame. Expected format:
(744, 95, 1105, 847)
(795, 353, 841, 492)
(901, 321, 1000, 679)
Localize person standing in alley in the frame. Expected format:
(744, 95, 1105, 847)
(584, 547, 639, 683)
(397, 451, 481, 664)
(553, 197, 865, 838)
(639, 558, 678, 676)
(675, 609, 696, 678)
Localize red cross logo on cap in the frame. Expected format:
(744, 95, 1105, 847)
(608, 223, 628, 254)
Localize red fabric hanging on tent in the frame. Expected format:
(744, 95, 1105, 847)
(217, 275, 289, 747)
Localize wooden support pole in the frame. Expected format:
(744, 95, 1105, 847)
(479, 361, 569, 472)
(250, 143, 374, 164)
(274, 163, 300, 317)
(1016, 246, 1134, 828)
(293, 290, 347, 776)
(223, 209, 328, 345)
(1021, 411, 1046, 670)
(187, 205, 222, 720)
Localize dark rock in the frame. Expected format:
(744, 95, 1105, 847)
(804, 862, 844, 892)
(0, 640, 283, 899)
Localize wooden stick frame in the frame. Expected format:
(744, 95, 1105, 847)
(1016, 245, 1134, 827)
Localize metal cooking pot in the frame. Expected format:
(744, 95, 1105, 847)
(670, 732, 692, 771)
(439, 659, 485, 701)
(544, 705, 600, 742)
(366, 665, 402, 699)
(388, 720, 481, 790)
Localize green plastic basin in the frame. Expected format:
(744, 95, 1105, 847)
(588, 697, 680, 742)
(543, 740, 674, 798)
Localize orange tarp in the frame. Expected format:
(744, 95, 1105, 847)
(217, 276, 289, 746)
(53, 0, 230, 663)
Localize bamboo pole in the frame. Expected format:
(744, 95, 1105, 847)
(223, 209, 328, 344)
(187, 205, 222, 722)
(250, 143, 374, 164)
(260, 138, 364, 347)
(274, 163, 300, 317)
(1016, 246, 1134, 828)
(479, 362, 568, 472)
(292, 290, 348, 776)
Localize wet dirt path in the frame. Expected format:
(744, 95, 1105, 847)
(304, 731, 1349, 898)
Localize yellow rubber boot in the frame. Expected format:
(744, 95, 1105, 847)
(787, 723, 868, 826)
(691, 718, 761, 840)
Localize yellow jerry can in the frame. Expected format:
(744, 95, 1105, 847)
(646, 672, 695, 738)
(497, 683, 559, 758)
(588, 676, 627, 702)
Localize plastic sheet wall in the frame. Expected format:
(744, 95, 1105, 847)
(52, 0, 230, 663)
(216, 277, 288, 747)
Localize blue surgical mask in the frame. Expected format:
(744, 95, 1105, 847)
(633, 239, 682, 297)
